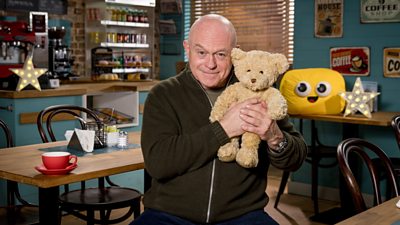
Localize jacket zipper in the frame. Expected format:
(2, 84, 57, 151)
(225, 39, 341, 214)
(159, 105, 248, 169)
(190, 72, 234, 223)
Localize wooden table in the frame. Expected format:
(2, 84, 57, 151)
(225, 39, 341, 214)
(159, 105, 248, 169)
(336, 196, 400, 225)
(0, 132, 144, 225)
(290, 111, 400, 223)
(290, 111, 399, 127)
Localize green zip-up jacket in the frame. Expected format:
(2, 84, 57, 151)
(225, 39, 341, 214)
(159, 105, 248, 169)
(141, 67, 308, 223)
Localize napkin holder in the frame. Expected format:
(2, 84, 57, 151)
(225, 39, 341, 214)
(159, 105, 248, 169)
(67, 128, 95, 152)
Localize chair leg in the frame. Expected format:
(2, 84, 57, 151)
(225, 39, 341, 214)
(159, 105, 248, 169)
(274, 171, 290, 208)
(133, 199, 141, 218)
(87, 209, 95, 225)
(100, 209, 108, 225)
(311, 156, 319, 214)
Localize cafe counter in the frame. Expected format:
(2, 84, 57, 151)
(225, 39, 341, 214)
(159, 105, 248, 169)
(0, 80, 159, 147)
(0, 80, 159, 99)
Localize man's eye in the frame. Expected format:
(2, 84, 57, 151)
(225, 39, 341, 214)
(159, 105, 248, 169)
(216, 53, 226, 59)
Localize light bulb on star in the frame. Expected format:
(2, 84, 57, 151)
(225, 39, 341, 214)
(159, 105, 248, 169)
(9, 52, 47, 91)
(339, 77, 379, 118)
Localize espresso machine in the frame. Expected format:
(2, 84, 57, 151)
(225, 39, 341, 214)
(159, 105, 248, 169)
(0, 21, 38, 90)
(47, 26, 75, 79)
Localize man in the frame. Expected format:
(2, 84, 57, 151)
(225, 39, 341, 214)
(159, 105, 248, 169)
(131, 14, 307, 224)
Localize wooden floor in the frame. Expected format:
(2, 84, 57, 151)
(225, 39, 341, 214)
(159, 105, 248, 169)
(61, 167, 341, 225)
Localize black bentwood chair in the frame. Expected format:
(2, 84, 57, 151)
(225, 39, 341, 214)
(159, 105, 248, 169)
(0, 119, 39, 225)
(337, 138, 399, 214)
(36, 104, 141, 225)
(390, 115, 400, 178)
(369, 115, 400, 200)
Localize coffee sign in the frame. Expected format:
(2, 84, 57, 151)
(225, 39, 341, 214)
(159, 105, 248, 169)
(361, 0, 400, 23)
(383, 47, 400, 77)
(330, 47, 370, 76)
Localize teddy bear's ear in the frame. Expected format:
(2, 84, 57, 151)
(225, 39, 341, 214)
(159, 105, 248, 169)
(231, 48, 246, 62)
(272, 54, 290, 74)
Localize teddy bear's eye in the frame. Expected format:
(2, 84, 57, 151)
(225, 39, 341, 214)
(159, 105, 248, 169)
(315, 81, 332, 97)
(259, 71, 263, 74)
(247, 69, 251, 72)
(295, 81, 311, 97)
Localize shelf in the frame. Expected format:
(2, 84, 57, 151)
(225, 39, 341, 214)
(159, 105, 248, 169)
(101, 20, 150, 28)
(112, 68, 149, 73)
(100, 42, 149, 48)
(105, 0, 155, 7)
(85, 90, 139, 128)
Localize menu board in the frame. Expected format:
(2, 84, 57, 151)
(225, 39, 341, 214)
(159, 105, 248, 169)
(4, 0, 67, 14)
(38, 0, 67, 15)
(5, 0, 38, 12)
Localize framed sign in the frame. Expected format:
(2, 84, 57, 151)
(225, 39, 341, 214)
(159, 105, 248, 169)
(29, 11, 47, 34)
(330, 47, 370, 76)
(314, 0, 343, 38)
(383, 47, 400, 77)
(361, 0, 400, 23)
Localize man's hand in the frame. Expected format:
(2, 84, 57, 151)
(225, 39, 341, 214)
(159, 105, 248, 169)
(239, 99, 285, 150)
(219, 98, 260, 138)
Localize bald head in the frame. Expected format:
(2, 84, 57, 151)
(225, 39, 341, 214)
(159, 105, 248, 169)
(183, 14, 237, 89)
(188, 14, 237, 48)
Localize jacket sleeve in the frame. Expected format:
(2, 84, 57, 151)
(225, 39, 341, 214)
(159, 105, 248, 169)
(267, 115, 308, 171)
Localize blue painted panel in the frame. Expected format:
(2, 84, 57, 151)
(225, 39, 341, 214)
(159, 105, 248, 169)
(139, 91, 148, 104)
(13, 96, 83, 146)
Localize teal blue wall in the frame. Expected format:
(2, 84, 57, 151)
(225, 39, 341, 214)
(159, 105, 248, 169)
(159, 4, 186, 79)
(291, 0, 400, 193)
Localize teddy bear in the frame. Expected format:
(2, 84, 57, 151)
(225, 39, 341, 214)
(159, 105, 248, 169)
(209, 48, 289, 168)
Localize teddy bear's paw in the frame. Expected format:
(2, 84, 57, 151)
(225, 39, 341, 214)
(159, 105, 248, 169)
(236, 149, 258, 168)
(268, 109, 287, 120)
(217, 143, 238, 162)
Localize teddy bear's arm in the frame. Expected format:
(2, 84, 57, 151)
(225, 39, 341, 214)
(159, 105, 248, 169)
(261, 88, 288, 120)
(209, 85, 239, 122)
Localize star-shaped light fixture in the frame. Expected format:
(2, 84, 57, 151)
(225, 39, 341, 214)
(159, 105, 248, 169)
(9, 50, 47, 91)
(339, 77, 380, 118)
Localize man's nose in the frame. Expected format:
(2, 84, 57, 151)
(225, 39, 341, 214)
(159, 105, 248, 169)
(206, 55, 217, 68)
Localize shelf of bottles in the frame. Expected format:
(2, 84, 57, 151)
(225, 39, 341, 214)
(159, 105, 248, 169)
(86, 0, 155, 80)
(100, 20, 149, 27)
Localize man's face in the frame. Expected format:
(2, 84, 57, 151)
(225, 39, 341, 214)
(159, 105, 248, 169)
(183, 22, 233, 90)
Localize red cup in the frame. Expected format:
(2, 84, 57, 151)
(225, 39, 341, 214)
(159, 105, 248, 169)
(42, 152, 78, 170)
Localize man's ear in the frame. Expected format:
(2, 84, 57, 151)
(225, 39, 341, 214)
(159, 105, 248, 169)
(183, 40, 189, 55)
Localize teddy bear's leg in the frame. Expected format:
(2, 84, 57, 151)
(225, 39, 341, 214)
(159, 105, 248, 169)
(217, 137, 239, 162)
(236, 132, 260, 168)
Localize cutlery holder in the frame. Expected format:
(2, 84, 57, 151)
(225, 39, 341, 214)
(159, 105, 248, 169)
(86, 122, 107, 149)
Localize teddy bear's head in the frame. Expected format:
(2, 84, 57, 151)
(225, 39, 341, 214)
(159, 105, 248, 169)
(231, 48, 289, 91)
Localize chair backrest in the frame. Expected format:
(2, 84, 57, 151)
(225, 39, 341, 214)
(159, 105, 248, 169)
(391, 115, 400, 149)
(337, 138, 399, 213)
(37, 104, 102, 143)
(0, 119, 13, 148)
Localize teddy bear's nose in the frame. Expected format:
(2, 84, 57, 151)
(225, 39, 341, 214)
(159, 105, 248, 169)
(251, 79, 256, 83)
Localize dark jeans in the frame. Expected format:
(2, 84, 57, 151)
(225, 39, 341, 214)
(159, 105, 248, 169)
(129, 209, 279, 225)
